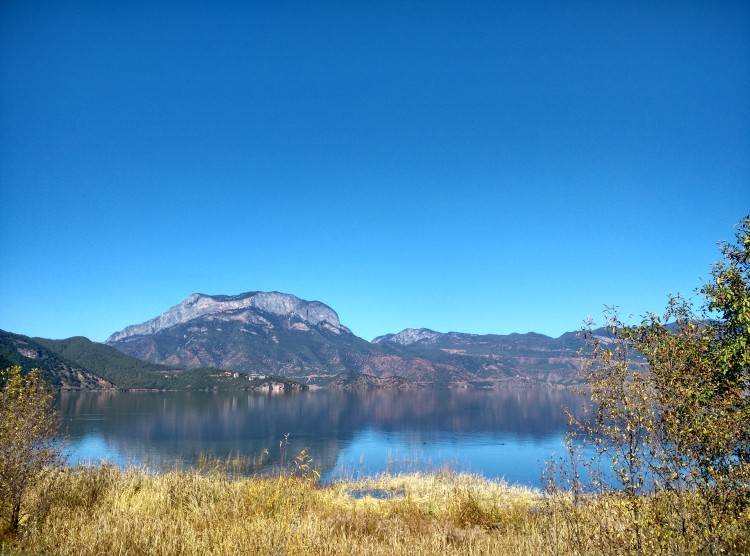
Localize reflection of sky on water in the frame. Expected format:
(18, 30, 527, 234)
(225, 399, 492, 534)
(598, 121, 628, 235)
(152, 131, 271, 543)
(57, 387, 590, 487)
(329, 428, 567, 485)
(65, 434, 130, 467)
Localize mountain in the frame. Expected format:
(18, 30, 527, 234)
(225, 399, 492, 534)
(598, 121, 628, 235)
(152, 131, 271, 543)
(105, 291, 590, 386)
(0, 330, 113, 389)
(105, 291, 460, 385)
(106, 292, 374, 380)
(33, 335, 306, 391)
(107, 292, 350, 343)
(0, 329, 306, 391)
(373, 327, 588, 384)
(34, 336, 197, 389)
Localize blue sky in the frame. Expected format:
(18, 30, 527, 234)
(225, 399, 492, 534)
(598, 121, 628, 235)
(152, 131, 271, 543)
(1, 1, 748, 342)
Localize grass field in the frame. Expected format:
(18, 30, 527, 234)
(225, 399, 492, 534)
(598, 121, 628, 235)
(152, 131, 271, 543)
(0, 465, 748, 555)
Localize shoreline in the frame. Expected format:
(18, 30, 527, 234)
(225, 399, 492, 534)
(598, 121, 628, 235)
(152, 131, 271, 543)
(55, 377, 585, 393)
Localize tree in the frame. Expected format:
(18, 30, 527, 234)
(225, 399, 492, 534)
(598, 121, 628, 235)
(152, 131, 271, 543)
(559, 216, 750, 553)
(0, 366, 60, 533)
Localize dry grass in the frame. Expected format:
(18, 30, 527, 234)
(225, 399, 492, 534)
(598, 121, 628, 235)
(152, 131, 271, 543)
(1, 466, 748, 555)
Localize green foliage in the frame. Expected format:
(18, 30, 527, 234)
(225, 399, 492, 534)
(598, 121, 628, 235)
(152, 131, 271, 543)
(0, 366, 60, 533)
(33, 336, 173, 389)
(702, 215, 750, 383)
(33, 336, 305, 391)
(0, 331, 103, 389)
(549, 216, 750, 554)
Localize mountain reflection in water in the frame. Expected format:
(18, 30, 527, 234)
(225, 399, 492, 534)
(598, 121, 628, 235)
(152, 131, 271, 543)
(57, 386, 588, 487)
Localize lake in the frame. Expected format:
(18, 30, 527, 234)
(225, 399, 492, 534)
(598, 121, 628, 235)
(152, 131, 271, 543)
(57, 386, 588, 487)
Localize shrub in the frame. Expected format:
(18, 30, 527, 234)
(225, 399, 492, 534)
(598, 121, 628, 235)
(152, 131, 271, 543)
(0, 366, 60, 533)
(548, 216, 750, 554)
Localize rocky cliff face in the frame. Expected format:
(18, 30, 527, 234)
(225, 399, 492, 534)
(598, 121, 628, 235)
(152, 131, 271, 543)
(372, 328, 443, 346)
(106, 292, 385, 381)
(107, 292, 347, 343)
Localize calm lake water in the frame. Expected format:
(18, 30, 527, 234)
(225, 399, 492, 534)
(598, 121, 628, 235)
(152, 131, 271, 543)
(57, 386, 588, 487)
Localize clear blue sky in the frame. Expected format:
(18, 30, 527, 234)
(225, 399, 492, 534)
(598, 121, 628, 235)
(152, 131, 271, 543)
(1, 1, 748, 342)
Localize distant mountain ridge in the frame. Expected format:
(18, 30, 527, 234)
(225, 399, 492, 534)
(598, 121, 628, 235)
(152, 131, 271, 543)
(2, 291, 598, 389)
(372, 328, 445, 345)
(105, 291, 592, 386)
(373, 326, 584, 353)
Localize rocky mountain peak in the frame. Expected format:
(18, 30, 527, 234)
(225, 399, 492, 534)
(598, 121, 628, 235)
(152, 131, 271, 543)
(372, 328, 442, 346)
(106, 291, 343, 343)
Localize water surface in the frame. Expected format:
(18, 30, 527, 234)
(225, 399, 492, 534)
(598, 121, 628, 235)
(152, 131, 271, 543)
(58, 386, 587, 487)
